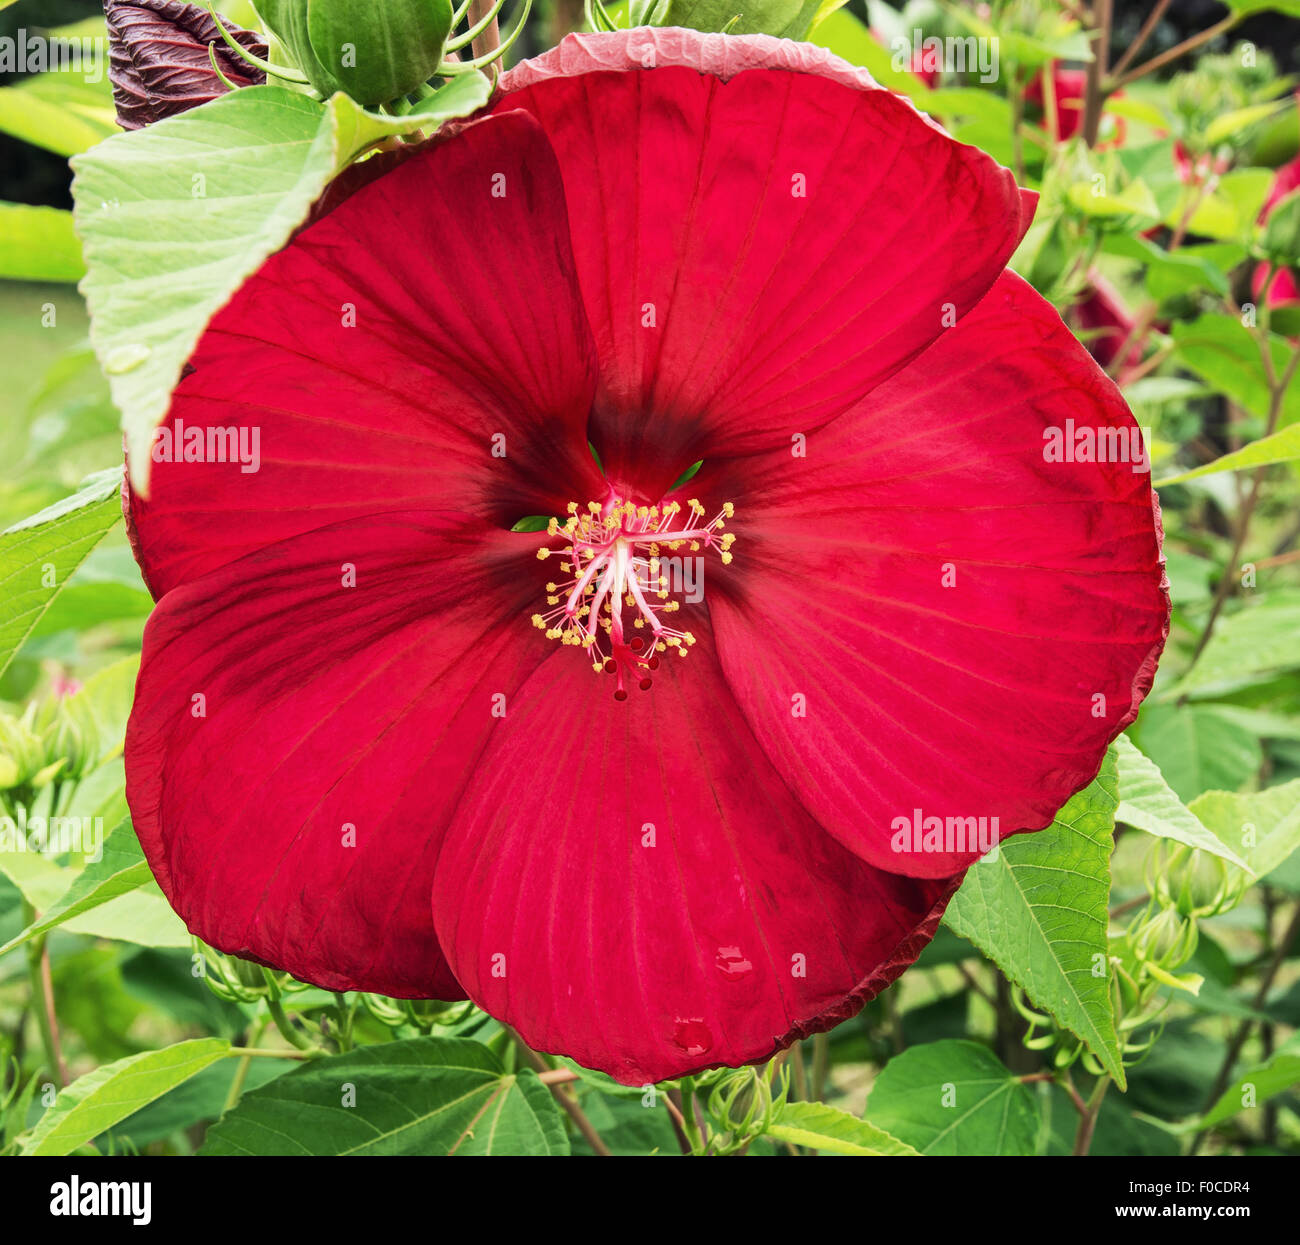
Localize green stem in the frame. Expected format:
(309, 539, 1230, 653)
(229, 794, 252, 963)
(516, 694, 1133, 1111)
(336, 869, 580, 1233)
(1081, 0, 1112, 148)
(811, 1031, 831, 1102)
(224, 1047, 313, 1060)
(21, 903, 66, 1087)
(262, 970, 324, 1054)
(679, 1076, 706, 1154)
(222, 1053, 252, 1114)
(1072, 1075, 1111, 1155)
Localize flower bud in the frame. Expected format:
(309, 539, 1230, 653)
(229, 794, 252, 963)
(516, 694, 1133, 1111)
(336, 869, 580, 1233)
(105, 0, 268, 130)
(1148, 842, 1248, 919)
(258, 0, 455, 107)
(1125, 904, 1198, 974)
(42, 698, 101, 783)
(0, 709, 53, 791)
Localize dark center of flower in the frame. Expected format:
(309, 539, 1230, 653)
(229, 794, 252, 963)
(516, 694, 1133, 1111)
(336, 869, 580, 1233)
(532, 496, 735, 699)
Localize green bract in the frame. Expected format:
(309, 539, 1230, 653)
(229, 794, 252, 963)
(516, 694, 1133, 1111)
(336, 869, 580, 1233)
(257, 0, 456, 106)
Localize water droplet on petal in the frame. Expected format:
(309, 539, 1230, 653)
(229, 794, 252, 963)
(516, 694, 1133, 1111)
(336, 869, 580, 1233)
(715, 946, 753, 978)
(671, 1019, 712, 1056)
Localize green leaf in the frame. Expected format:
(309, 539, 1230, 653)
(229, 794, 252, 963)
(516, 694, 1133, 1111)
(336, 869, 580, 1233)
(1163, 168, 1273, 242)
(1206, 102, 1288, 147)
(0, 79, 117, 157)
(20, 1039, 230, 1156)
(0, 788, 185, 952)
(1114, 735, 1252, 870)
(865, 1040, 1039, 1155)
(72, 652, 142, 762)
(1104, 95, 1167, 131)
(663, 0, 822, 37)
(1123, 376, 1209, 406)
(1175, 596, 1300, 696)
(1158, 422, 1300, 485)
(921, 89, 1014, 129)
(0, 204, 84, 282)
(0, 468, 123, 680)
(1197, 1033, 1300, 1128)
(1100, 232, 1230, 300)
(1224, 0, 1300, 14)
(1067, 177, 1160, 221)
(946, 5, 1091, 69)
(1132, 702, 1263, 800)
(766, 1100, 919, 1155)
(0, 817, 151, 957)
(1189, 779, 1300, 880)
(945, 751, 1124, 1085)
(1172, 315, 1300, 428)
(808, 9, 928, 97)
(71, 75, 492, 493)
(201, 1037, 569, 1155)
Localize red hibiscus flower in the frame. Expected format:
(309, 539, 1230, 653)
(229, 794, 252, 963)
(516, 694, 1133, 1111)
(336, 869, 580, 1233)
(1072, 270, 1144, 378)
(123, 29, 1169, 1084)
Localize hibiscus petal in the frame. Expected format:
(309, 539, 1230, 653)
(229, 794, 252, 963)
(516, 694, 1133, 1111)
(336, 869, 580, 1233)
(496, 29, 1033, 496)
(126, 511, 551, 997)
(706, 271, 1170, 878)
(431, 621, 954, 1085)
(129, 110, 603, 597)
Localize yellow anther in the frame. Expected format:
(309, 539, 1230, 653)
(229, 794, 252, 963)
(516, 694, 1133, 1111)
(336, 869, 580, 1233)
(722, 502, 735, 518)
(536, 548, 550, 560)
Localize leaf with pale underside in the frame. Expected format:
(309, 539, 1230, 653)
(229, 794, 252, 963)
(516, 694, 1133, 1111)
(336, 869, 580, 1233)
(21, 1039, 231, 1156)
(0, 468, 123, 680)
(71, 74, 492, 495)
(766, 1100, 919, 1155)
(1114, 735, 1251, 871)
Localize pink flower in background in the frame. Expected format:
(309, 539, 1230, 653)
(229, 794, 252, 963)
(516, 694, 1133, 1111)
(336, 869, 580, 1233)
(1073, 271, 1145, 380)
(1253, 153, 1300, 309)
